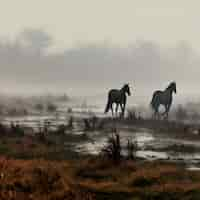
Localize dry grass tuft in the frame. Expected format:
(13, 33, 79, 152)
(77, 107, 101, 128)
(0, 157, 200, 199)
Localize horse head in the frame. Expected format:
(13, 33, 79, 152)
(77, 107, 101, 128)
(168, 82, 177, 94)
(123, 84, 131, 96)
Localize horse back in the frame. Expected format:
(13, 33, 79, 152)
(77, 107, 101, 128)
(152, 90, 172, 105)
(108, 89, 124, 103)
(153, 90, 163, 96)
(151, 90, 163, 103)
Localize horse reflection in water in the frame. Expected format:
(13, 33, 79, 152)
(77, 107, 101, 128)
(104, 84, 131, 117)
(151, 82, 177, 119)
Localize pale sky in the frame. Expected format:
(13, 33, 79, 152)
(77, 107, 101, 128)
(0, 0, 199, 52)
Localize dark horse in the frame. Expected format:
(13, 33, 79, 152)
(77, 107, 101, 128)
(104, 84, 131, 117)
(151, 82, 177, 119)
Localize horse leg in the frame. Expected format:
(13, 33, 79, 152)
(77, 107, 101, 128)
(153, 110, 157, 119)
(162, 101, 172, 120)
(115, 103, 119, 117)
(165, 104, 171, 120)
(120, 103, 124, 118)
(155, 110, 160, 120)
(152, 107, 157, 119)
(153, 105, 159, 120)
(122, 103, 126, 117)
(161, 105, 169, 120)
(160, 105, 167, 120)
(165, 112, 169, 120)
(111, 103, 114, 117)
(164, 105, 169, 120)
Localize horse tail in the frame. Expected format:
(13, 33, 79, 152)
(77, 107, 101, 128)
(150, 92, 157, 110)
(104, 96, 111, 113)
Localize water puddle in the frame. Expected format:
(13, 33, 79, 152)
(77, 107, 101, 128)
(71, 129, 200, 169)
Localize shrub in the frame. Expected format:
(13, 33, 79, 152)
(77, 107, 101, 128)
(35, 103, 44, 112)
(67, 116, 74, 129)
(7, 108, 18, 116)
(67, 107, 73, 113)
(83, 115, 98, 131)
(132, 175, 157, 187)
(190, 111, 200, 121)
(101, 132, 121, 163)
(127, 138, 138, 160)
(83, 118, 92, 131)
(46, 102, 57, 113)
(56, 124, 66, 135)
(127, 108, 137, 120)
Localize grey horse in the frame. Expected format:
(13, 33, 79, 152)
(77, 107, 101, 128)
(151, 82, 177, 119)
(104, 84, 131, 117)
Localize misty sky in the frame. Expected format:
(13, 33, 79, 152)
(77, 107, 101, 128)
(0, 0, 199, 51)
(0, 0, 199, 100)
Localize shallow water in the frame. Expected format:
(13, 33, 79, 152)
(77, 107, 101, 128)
(3, 102, 200, 169)
(72, 129, 200, 170)
(2, 102, 106, 129)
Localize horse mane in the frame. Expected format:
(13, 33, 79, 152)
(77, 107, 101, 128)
(166, 82, 175, 91)
(121, 84, 126, 91)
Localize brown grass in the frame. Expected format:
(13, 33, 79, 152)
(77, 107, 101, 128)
(0, 157, 200, 199)
(75, 159, 200, 199)
(0, 157, 94, 200)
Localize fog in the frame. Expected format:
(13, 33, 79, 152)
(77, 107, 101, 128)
(0, 28, 199, 103)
